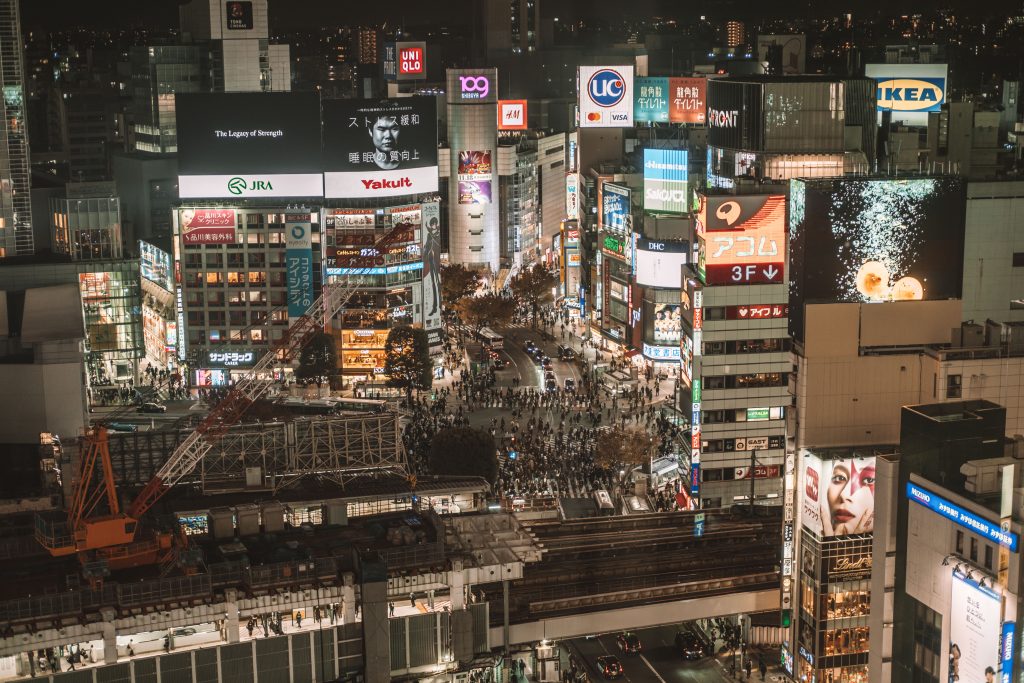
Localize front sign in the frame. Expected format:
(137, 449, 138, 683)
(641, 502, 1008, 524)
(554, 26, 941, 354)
(642, 343, 681, 361)
(907, 482, 1019, 550)
(206, 350, 256, 368)
(285, 215, 314, 319)
(579, 65, 634, 128)
(179, 209, 236, 245)
(699, 194, 786, 286)
(498, 100, 528, 130)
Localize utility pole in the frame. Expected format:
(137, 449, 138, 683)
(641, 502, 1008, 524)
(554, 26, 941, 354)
(749, 449, 757, 514)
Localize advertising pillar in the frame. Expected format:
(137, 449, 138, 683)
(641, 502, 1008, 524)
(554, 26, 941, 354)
(286, 214, 314, 324)
(421, 200, 443, 349)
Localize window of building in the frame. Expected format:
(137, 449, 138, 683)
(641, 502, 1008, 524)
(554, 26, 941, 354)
(984, 544, 993, 570)
(912, 600, 942, 683)
(227, 272, 246, 286)
(205, 272, 223, 285)
(206, 253, 224, 268)
(955, 530, 964, 555)
(970, 537, 978, 562)
(947, 374, 961, 399)
(1013, 252, 1024, 267)
(251, 329, 266, 342)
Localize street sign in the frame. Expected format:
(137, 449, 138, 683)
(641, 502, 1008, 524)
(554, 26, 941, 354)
(694, 512, 706, 538)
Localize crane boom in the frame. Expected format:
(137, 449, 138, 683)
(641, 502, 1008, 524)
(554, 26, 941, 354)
(126, 223, 412, 520)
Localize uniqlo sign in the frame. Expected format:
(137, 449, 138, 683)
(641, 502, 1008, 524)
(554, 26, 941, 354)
(399, 46, 424, 76)
(498, 100, 528, 130)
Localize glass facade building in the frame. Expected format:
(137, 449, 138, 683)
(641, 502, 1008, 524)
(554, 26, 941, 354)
(0, 0, 33, 255)
(130, 46, 203, 154)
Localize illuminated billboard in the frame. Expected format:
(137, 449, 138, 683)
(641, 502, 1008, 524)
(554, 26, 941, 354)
(457, 150, 492, 205)
(498, 100, 528, 130)
(225, 1, 253, 30)
(789, 177, 965, 328)
(635, 237, 688, 289)
(566, 173, 579, 220)
(801, 451, 876, 538)
(669, 77, 706, 124)
(602, 183, 631, 230)
(384, 42, 426, 81)
(635, 78, 670, 123)
(865, 63, 947, 126)
(949, 570, 1002, 683)
(643, 149, 689, 214)
(652, 303, 681, 343)
(139, 240, 172, 291)
(179, 209, 237, 245)
(285, 215, 313, 319)
(698, 194, 786, 285)
(176, 92, 323, 199)
(579, 65, 634, 128)
(323, 96, 439, 199)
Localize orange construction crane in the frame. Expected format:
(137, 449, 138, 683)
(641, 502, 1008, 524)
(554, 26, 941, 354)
(36, 223, 416, 573)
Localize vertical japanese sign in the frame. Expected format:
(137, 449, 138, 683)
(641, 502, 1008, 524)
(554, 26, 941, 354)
(421, 201, 442, 339)
(286, 215, 313, 320)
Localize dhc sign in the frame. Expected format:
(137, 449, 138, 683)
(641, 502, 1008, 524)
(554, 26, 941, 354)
(874, 77, 945, 113)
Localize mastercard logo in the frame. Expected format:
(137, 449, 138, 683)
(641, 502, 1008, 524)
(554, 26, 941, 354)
(586, 112, 602, 122)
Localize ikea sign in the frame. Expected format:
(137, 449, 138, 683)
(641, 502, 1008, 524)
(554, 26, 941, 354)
(874, 77, 945, 113)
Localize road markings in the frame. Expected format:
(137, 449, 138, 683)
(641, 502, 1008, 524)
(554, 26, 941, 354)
(639, 654, 668, 683)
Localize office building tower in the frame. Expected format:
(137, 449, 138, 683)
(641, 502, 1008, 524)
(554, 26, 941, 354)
(0, 0, 33, 256)
(725, 21, 747, 48)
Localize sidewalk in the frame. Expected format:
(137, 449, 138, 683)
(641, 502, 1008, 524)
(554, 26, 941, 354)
(714, 645, 790, 683)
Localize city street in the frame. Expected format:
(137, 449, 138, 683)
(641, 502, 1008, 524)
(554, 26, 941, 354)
(567, 625, 730, 683)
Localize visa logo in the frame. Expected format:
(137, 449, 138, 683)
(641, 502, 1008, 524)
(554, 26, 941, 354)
(875, 77, 945, 112)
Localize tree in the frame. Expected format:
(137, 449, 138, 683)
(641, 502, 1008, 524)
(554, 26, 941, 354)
(383, 325, 433, 399)
(510, 264, 558, 325)
(594, 426, 661, 486)
(428, 427, 498, 484)
(440, 264, 481, 313)
(295, 331, 337, 387)
(456, 293, 515, 333)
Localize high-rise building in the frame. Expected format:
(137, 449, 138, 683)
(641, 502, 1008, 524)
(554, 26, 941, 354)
(724, 21, 747, 48)
(358, 28, 379, 65)
(0, 0, 34, 256)
(477, 0, 542, 55)
(129, 45, 204, 154)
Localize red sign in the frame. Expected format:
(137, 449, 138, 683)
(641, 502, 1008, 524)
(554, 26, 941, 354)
(726, 304, 789, 320)
(669, 77, 706, 124)
(498, 100, 528, 130)
(699, 194, 786, 286)
(734, 465, 781, 480)
(399, 47, 424, 76)
(180, 209, 236, 244)
(705, 263, 783, 285)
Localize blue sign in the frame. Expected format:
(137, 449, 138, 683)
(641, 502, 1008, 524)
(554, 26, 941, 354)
(690, 464, 700, 496)
(906, 482, 1019, 551)
(643, 343, 681, 361)
(643, 149, 689, 214)
(588, 69, 627, 107)
(694, 512, 705, 538)
(1002, 622, 1016, 683)
(285, 219, 313, 318)
(326, 261, 424, 277)
(873, 77, 946, 114)
(635, 77, 669, 123)
(602, 183, 631, 230)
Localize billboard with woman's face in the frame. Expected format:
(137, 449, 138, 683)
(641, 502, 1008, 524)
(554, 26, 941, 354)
(801, 451, 877, 537)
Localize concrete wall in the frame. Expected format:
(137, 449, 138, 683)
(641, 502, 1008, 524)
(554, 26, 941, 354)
(0, 361, 88, 443)
(963, 181, 1024, 324)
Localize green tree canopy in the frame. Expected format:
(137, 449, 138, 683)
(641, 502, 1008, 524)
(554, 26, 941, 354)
(510, 264, 558, 325)
(440, 264, 481, 312)
(295, 331, 337, 387)
(428, 427, 498, 484)
(383, 325, 433, 398)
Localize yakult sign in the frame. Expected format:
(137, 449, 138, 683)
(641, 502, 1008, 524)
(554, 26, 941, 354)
(579, 65, 634, 128)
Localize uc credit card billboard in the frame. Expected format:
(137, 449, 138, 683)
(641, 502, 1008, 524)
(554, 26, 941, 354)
(579, 65, 634, 128)
(865, 63, 947, 126)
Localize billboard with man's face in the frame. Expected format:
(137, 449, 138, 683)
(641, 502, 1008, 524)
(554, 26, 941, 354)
(176, 92, 323, 199)
(800, 451, 876, 538)
(323, 97, 439, 199)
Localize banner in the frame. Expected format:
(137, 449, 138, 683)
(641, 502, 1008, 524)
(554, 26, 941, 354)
(949, 570, 1001, 683)
(421, 201, 442, 338)
(285, 216, 313, 319)
(179, 209, 236, 245)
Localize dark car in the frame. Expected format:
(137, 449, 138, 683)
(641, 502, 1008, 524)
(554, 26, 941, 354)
(564, 378, 576, 392)
(541, 356, 553, 369)
(557, 344, 576, 360)
(616, 632, 642, 654)
(137, 402, 167, 414)
(545, 378, 557, 392)
(675, 631, 705, 660)
(596, 656, 623, 679)
(524, 340, 536, 353)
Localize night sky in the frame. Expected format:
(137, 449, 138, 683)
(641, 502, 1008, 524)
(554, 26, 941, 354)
(20, 0, 1024, 31)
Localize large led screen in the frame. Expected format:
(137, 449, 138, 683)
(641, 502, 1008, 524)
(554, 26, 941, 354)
(176, 92, 323, 198)
(801, 451, 876, 538)
(789, 177, 965, 336)
(643, 149, 689, 214)
(323, 96, 439, 199)
(602, 183, 631, 230)
(949, 570, 1001, 683)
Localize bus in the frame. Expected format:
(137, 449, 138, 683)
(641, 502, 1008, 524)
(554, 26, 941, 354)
(477, 327, 504, 350)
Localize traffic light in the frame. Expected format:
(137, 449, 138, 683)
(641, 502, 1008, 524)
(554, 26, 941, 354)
(781, 609, 792, 628)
